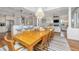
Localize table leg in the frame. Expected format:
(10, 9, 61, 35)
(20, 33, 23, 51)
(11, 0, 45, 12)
(28, 46, 33, 51)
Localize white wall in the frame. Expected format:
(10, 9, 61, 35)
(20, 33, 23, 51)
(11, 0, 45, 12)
(67, 28, 79, 40)
(67, 7, 79, 40)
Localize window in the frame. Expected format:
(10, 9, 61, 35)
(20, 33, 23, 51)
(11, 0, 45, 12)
(71, 8, 79, 28)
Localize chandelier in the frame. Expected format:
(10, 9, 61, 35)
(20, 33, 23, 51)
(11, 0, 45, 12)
(35, 8, 45, 18)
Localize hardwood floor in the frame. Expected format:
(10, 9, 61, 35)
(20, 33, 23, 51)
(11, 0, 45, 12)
(63, 31, 79, 51)
(67, 39, 79, 51)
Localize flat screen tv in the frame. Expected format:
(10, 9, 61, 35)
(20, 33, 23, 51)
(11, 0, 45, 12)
(53, 20, 59, 23)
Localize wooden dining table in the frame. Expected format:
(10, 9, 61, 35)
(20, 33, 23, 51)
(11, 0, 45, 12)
(13, 29, 54, 51)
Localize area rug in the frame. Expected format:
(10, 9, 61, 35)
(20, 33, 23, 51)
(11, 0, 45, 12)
(48, 32, 71, 51)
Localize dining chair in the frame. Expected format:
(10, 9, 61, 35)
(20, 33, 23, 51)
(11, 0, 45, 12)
(34, 33, 49, 51)
(0, 39, 5, 51)
(48, 29, 54, 40)
(50, 30, 54, 39)
(4, 35, 26, 51)
(0, 33, 8, 51)
(0, 34, 4, 48)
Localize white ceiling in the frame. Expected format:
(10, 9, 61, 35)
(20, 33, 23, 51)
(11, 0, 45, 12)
(24, 7, 68, 16)
(0, 7, 68, 16)
(0, 7, 33, 16)
(45, 7, 68, 16)
(24, 7, 60, 12)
